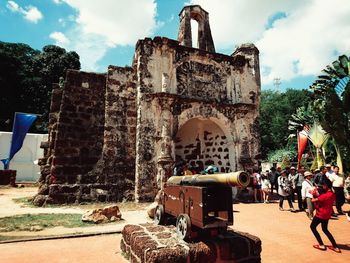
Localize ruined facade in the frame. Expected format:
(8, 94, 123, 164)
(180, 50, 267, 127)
(36, 5, 261, 205)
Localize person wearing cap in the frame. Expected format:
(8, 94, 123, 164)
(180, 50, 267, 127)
(325, 164, 334, 178)
(204, 165, 218, 175)
(310, 178, 340, 253)
(278, 169, 295, 211)
(302, 171, 315, 220)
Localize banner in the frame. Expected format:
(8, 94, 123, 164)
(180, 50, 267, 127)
(297, 129, 309, 169)
(1, 113, 37, 169)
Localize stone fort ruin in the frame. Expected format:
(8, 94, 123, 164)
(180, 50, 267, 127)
(35, 5, 261, 205)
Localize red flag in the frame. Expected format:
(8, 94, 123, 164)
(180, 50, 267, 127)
(297, 129, 309, 169)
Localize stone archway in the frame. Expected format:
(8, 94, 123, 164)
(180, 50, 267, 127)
(175, 118, 231, 173)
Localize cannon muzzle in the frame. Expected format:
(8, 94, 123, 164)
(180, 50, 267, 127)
(166, 171, 250, 188)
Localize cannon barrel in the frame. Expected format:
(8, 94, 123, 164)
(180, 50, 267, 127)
(166, 171, 250, 188)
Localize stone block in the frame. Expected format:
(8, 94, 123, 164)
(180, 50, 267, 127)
(121, 224, 261, 263)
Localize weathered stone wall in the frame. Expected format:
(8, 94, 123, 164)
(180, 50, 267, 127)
(121, 223, 261, 263)
(134, 37, 260, 201)
(36, 5, 261, 205)
(36, 70, 107, 204)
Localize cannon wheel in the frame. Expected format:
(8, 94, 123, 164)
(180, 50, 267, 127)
(176, 214, 191, 240)
(154, 204, 165, 225)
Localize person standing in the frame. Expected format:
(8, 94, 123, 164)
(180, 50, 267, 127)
(278, 170, 295, 212)
(295, 167, 305, 211)
(261, 172, 271, 203)
(325, 164, 334, 178)
(313, 166, 327, 190)
(344, 173, 350, 221)
(302, 171, 315, 220)
(288, 167, 298, 202)
(310, 179, 341, 253)
(252, 168, 262, 203)
(269, 166, 280, 195)
(328, 166, 345, 215)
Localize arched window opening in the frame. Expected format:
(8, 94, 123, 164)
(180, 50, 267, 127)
(190, 19, 199, 48)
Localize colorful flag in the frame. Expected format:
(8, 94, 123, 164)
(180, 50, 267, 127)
(297, 127, 309, 169)
(1, 113, 37, 170)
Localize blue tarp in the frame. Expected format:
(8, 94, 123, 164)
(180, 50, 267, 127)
(1, 113, 37, 170)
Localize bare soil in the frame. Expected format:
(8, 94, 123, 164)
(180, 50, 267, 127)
(0, 186, 151, 238)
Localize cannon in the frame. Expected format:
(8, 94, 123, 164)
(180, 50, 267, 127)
(154, 171, 250, 240)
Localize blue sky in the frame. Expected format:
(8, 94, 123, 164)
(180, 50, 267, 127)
(1, 0, 349, 91)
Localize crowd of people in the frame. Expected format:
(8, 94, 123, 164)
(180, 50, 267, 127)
(250, 165, 350, 219)
(250, 164, 350, 253)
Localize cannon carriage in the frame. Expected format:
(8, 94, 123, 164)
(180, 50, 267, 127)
(154, 171, 250, 240)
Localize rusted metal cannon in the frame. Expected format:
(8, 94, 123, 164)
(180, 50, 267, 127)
(154, 171, 250, 240)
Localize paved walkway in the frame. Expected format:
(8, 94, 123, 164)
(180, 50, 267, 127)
(233, 200, 350, 262)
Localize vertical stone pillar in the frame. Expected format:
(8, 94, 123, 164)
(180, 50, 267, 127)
(157, 105, 174, 190)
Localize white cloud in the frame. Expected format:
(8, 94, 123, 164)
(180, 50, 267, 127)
(190, 0, 350, 85)
(24, 6, 43, 23)
(54, 0, 157, 71)
(49, 31, 70, 45)
(7, 1, 20, 12)
(6, 1, 43, 23)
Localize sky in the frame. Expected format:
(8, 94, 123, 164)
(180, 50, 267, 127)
(1, 0, 349, 90)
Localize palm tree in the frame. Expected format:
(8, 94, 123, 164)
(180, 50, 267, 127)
(310, 55, 350, 172)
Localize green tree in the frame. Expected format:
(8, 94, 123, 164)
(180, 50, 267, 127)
(310, 55, 350, 172)
(0, 42, 80, 132)
(0, 42, 40, 130)
(260, 89, 313, 159)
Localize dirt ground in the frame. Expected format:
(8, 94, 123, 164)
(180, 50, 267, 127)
(0, 186, 151, 237)
(0, 187, 349, 262)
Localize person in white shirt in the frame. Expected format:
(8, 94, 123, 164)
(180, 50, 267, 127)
(325, 164, 334, 178)
(278, 170, 295, 212)
(302, 171, 316, 220)
(261, 172, 271, 203)
(328, 166, 345, 214)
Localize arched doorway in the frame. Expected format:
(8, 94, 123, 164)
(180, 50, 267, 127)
(175, 118, 231, 173)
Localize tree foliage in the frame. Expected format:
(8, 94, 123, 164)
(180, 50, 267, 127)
(310, 54, 350, 172)
(260, 89, 313, 159)
(0, 42, 80, 133)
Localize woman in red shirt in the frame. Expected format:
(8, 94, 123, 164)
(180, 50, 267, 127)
(310, 178, 341, 253)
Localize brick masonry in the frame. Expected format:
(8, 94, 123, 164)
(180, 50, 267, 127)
(120, 223, 261, 263)
(35, 5, 261, 205)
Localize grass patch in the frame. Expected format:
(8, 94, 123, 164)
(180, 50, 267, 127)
(12, 197, 36, 207)
(12, 197, 151, 211)
(0, 235, 32, 241)
(0, 213, 97, 232)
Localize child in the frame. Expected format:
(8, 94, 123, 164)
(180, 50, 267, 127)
(310, 178, 341, 253)
(261, 172, 271, 203)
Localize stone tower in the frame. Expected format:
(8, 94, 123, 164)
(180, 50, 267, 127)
(35, 5, 261, 205)
(178, 5, 215, 52)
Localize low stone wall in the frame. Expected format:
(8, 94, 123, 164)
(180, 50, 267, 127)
(120, 223, 261, 263)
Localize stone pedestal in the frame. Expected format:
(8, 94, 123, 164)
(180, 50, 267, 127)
(120, 223, 261, 263)
(0, 170, 16, 186)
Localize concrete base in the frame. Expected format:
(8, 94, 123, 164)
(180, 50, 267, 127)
(120, 223, 261, 263)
